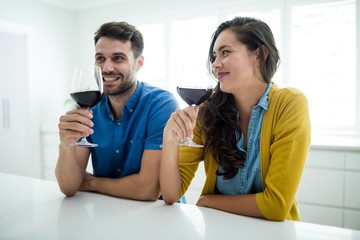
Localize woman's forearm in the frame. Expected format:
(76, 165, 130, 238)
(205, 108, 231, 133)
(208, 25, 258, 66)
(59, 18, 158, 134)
(159, 140, 182, 204)
(196, 194, 265, 219)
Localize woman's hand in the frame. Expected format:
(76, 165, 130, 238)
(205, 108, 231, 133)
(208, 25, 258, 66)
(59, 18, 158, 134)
(163, 105, 199, 144)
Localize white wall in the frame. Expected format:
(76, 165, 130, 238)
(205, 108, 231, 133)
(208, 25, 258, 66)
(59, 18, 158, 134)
(0, 0, 77, 127)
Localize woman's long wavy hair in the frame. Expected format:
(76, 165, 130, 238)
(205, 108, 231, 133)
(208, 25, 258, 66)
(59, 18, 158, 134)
(199, 16, 280, 179)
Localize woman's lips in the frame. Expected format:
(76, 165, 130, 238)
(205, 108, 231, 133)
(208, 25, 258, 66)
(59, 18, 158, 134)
(217, 72, 228, 80)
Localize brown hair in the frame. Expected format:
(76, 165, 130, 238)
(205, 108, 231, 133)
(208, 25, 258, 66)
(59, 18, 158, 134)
(94, 21, 144, 59)
(201, 16, 280, 179)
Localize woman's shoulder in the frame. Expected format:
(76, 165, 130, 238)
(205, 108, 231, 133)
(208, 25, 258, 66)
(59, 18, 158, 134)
(269, 83, 308, 103)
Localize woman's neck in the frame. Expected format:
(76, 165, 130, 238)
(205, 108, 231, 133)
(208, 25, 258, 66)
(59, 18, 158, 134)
(233, 81, 268, 119)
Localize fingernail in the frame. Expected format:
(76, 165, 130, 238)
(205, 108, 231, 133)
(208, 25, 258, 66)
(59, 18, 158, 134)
(89, 113, 93, 118)
(90, 129, 94, 134)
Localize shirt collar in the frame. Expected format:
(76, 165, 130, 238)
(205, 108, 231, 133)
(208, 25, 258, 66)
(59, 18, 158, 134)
(257, 82, 272, 110)
(105, 81, 142, 120)
(124, 81, 142, 114)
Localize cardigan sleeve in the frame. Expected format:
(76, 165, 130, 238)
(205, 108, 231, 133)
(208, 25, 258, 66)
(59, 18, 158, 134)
(256, 87, 311, 221)
(178, 120, 204, 197)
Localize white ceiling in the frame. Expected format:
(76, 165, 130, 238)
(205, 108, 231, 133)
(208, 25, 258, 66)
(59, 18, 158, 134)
(34, 0, 132, 11)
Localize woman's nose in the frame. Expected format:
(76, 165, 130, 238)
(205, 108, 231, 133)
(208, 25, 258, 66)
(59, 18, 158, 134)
(212, 59, 222, 71)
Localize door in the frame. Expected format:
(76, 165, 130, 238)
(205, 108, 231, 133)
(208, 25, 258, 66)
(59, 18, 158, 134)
(0, 29, 41, 177)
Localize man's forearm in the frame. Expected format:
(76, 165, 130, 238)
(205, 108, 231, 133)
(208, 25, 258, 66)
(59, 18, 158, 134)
(55, 145, 86, 196)
(81, 173, 160, 201)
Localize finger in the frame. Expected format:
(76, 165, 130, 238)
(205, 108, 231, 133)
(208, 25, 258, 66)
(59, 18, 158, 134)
(58, 112, 94, 145)
(65, 108, 93, 118)
(59, 111, 94, 129)
(59, 123, 93, 146)
(172, 110, 189, 140)
(181, 107, 199, 138)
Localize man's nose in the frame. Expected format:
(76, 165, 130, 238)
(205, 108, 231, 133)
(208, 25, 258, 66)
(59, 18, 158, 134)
(102, 60, 115, 72)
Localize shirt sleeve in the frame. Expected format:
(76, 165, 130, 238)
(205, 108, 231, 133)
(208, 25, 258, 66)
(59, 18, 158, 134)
(144, 91, 179, 150)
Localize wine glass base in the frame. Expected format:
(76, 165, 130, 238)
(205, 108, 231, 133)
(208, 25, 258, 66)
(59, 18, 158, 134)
(74, 138, 98, 148)
(177, 140, 203, 148)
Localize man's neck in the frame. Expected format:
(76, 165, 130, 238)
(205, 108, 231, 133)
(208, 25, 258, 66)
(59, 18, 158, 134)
(108, 81, 138, 120)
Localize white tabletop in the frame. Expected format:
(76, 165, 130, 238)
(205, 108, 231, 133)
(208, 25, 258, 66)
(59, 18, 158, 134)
(1, 172, 360, 240)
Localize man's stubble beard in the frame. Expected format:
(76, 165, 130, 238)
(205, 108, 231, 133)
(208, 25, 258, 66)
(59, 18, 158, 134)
(105, 72, 137, 96)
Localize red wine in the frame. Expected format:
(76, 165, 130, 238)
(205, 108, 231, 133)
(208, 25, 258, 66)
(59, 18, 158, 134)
(176, 87, 212, 105)
(70, 90, 102, 108)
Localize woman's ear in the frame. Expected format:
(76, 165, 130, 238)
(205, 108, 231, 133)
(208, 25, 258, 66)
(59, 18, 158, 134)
(255, 45, 269, 61)
(260, 45, 269, 60)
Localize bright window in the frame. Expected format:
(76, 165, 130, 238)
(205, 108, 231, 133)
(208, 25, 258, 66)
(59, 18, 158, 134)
(290, 1, 356, 131)
(137, 23, 166, 89)
(137, 0, 358, 135)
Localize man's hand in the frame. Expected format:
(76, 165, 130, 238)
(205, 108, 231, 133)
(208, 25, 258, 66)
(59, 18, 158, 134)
(79, 172, 96, 192)
(58, 108, 94, 150)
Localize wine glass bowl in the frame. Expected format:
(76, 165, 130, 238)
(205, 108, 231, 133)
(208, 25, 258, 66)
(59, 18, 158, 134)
(70, 64, 103, 147)
(176, 66, 214, 147)
(176, 87, 212, 106)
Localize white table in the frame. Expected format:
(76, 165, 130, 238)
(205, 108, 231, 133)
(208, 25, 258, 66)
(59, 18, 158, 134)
(1, 172, 360, 240)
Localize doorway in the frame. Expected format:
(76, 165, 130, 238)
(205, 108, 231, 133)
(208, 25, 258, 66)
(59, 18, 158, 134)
(0, 21, 41, 178)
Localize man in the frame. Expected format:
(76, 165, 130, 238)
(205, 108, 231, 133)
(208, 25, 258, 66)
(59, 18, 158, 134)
(56, 21, 179, 201)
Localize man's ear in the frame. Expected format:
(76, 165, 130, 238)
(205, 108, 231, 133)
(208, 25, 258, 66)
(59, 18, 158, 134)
(136, 55, 144, 71)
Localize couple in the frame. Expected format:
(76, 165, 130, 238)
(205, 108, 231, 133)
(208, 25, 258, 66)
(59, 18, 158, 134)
(56, 17, 311, 221)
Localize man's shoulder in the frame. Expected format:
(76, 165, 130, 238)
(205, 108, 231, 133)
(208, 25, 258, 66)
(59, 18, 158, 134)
(139, 81, 176, 100)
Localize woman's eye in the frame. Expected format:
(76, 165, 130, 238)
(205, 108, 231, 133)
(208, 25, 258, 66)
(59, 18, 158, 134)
(211, 54, 217, 63)
(222, 50, 230, 55)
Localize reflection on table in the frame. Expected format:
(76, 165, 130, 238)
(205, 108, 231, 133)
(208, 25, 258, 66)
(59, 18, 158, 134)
(1, 172, 359, 240)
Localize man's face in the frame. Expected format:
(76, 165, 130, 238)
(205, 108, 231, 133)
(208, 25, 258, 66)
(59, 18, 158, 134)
(95, 36, 143, 96)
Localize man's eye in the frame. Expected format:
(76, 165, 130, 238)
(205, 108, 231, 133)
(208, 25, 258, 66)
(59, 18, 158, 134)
(95, 57, 105, 63)
(114, 56, 125, 62)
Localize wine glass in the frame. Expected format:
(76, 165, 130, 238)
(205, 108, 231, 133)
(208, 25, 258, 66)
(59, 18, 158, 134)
(176, 65, 214, 147)
(70, 64, 103, 147)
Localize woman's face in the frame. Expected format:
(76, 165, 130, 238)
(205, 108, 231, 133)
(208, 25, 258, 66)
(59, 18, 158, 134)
(211, 29, 261, 94)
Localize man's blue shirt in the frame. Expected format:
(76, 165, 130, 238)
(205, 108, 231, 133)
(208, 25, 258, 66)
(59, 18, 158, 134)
(88, 81, 178, 178)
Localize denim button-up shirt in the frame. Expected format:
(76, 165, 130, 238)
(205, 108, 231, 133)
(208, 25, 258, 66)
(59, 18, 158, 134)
(88, 81, 178, 178)
(216, 83, 272, 195)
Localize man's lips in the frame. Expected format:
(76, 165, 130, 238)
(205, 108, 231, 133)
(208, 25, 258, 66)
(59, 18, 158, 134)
(103, 76, 118, 82)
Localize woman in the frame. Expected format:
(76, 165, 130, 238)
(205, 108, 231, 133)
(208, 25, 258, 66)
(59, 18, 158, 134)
(160, 16, 311, 221)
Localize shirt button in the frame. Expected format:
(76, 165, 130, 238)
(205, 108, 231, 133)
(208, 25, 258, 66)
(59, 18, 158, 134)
(130, 109, 133, 112)
(117, 122, 121, 126)
(115, 149, 120, 154)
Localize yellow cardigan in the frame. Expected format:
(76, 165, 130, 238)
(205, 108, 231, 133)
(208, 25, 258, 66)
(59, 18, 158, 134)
(178, 84, 311, 221)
